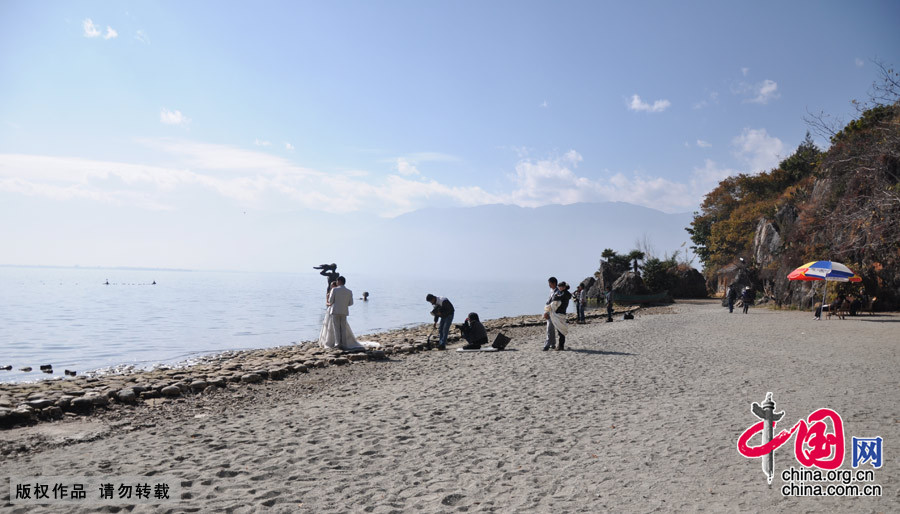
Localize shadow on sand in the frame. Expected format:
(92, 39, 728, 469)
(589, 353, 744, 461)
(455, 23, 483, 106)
(854, 317, 900, 323)
(567, 348, 635, 356)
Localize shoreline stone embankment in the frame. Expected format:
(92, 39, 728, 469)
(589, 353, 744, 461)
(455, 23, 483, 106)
(0, 309, 629, 430)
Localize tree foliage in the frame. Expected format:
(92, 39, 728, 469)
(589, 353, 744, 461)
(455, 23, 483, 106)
(642, 256, 678, 293)
(688, 134, 822, 271)
(690, 63, 900, 307)
(599, 248, 633, 276)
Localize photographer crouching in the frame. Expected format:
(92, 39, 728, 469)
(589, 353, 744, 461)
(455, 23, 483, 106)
(457, 312, 488, 350)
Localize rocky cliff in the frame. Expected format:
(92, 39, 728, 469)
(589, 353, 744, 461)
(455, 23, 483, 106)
(748, 104, 900, 310)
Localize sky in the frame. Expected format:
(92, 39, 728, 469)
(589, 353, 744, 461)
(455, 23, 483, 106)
(1, 1, 898, 273)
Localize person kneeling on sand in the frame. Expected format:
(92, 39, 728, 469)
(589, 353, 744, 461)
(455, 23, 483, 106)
(458, 312, 488, 350)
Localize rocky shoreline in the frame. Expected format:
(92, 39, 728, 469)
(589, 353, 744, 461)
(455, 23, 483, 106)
(0, 309, 631, 430)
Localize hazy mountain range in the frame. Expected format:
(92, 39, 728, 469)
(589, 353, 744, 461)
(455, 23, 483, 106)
(2, 198, 695, 281)
(336, 202, 695, 281)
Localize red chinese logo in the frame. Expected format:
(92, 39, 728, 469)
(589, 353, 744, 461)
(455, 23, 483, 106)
(737, 408, 844, 469)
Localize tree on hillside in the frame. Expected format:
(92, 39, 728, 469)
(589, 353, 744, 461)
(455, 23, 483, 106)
(626, 250, 645, 273)
(692, 62, 899, 307)
(687, 138, 822, 271)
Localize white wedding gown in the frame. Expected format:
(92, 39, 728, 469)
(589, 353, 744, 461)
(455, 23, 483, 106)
(318, 306, 366, 351)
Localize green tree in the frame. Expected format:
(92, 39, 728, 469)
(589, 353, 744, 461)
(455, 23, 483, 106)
(687, 136, 822, 271)
(626, 250, 646, 273)
(599, 248, 638, 276)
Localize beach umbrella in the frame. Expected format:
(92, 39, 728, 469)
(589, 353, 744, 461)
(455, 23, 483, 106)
(787, 260, 861, 318)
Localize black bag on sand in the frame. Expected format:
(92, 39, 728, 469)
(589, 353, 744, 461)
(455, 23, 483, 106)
(492, 333, 511, 350)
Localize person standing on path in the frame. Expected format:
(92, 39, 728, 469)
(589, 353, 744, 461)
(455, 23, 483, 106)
(426, 294, 455, 350)
(727, 284, 738, 313)
(574, 284, 587, 324)
(741, 286, 753, 314)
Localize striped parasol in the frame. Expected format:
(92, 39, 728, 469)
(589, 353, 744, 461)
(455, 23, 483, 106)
(787, 260, 862, 282)
(788, 260, 861, 319)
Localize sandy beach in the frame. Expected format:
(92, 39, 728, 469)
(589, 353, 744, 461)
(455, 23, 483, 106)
(1, 299, 897, 512)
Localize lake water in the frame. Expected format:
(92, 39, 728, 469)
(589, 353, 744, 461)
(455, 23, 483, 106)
(0, 267, 550, 383)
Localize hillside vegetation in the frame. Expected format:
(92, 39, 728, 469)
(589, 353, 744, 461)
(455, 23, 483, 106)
(688, 66, 900, 309)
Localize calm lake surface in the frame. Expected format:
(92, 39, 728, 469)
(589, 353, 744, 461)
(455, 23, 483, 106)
(0, 267, 551, 382)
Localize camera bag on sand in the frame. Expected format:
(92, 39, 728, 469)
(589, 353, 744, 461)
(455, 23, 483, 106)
(491, 333, 511, 350)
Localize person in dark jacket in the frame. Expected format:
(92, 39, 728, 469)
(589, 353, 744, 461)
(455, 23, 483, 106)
(741, 287, 753, 314)
(458, 312, 488, 350)
(426, 294, 455, 350)
(543, 278, 572, 351)
(574, 284, 587, 324)
(727, 285, 738, 313)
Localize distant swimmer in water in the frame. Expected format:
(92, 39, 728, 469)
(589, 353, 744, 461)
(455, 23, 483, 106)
(104, 279, 109, 285)
(152, 280, 156, 285)
(361, 291, 369, 301)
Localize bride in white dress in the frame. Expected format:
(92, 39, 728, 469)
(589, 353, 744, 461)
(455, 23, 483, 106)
(318, 280, 366, 351)
(317, 304, 365, 350)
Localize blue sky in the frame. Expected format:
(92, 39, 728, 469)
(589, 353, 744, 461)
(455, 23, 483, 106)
(1, 1, 898, 271)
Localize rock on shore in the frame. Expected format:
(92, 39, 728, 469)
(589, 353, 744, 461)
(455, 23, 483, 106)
(0, 311, 605, 430)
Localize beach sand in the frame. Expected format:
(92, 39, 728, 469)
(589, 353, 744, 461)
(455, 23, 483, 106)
(1, 300, 897, 512)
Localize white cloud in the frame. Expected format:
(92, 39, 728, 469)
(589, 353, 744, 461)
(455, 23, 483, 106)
(394, 158, 420, 176)
(628, 94, 671, 113)
(500, 150, 698, 212)
(736, 79, 780, 104)
(384, 152, 459, 178)
(540, 100, 549, 108)
(0, 141, 497, 217)
(138, 138, 295, 171)
(690, 159, 740, 192)
(254, 139, 271, 147)
(0, 154, 196, 210)
(83, 19, 100, 38)
(285, 142, 294, 151)
(376, 175, 502, 217)
(693, 90, 719, 110)
(732, 128, 784, 172)
(696, 139, 712, 148)
(104, 26, 118, 40)
(160, 108, 190, 126)
(135, 30, 150, 44)
(0, 141, 731, 218)
(855, 57, 865, 68)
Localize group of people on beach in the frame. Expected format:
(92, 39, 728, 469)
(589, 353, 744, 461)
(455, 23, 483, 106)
(542, 276, 615, 351)
(314, 263, 613, 353)
(725, 284, 754, 314)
